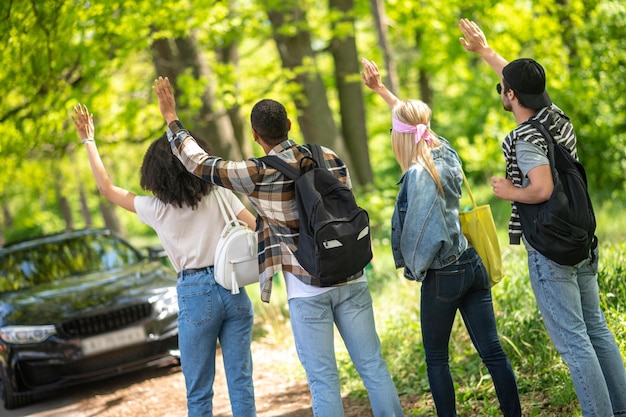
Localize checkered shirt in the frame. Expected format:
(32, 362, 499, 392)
(166, 121, 352, 302)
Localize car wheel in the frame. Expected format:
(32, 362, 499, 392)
(0, 369, 34, 409)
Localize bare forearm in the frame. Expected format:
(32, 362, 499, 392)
(85, 142, 115, 197)
(505, 184, 552, 204)
(237, 209, 257, 230)
(478, 47, 509, 78)
(84, 142, 136, 212)
(373, 85, 400, 108)
(492, 169, 553, 204)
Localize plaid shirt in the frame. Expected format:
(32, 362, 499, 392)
(166, 120, 352, 303)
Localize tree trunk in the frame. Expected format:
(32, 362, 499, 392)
(265, 2, 351, 166)
(151, 34, 243, 160)
(1, 204, 11, 246)
(369, 0, 398, 94)
(217, 40, 252, 158)
(99, 199, 126, 237)
(70, 152, 93, 229)
(414, 30, 433, 107)
(78, 185, 93, 229)
(418, 70, 433, 108)
(55, 181, 74, 232)
(328, 0, 373, 186)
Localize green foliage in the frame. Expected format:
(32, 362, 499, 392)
(2, 0, 626, 238)
(560, 1, 626, 190)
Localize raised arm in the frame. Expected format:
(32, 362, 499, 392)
(360, 58, 400, 108)
(72, 104, 137, 213)
(458, 18, 509, 78)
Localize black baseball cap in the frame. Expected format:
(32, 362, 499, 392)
(502, 58, 552, 109)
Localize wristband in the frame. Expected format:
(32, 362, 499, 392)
(82, 138, 95, 144)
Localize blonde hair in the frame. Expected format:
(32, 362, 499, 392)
(391, 99, 443, 194)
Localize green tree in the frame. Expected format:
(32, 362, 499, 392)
(1, 0, 625, 241)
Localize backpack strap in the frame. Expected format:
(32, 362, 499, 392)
(260, 155, 300, 180)
(260, 143, 324, 180)
(214, 187, 238, 225)
(525, 119, 557, 171)
(306, 143, 325, 167)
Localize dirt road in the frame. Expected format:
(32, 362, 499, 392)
(3, 341, 375, 417)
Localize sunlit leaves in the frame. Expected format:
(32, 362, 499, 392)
(1, 0, 625, 238)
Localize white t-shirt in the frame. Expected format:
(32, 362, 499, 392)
(283, 271, 367, 299)
(135, 189, 246, 273)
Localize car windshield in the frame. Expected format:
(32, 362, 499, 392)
(0, 233, 142, 293)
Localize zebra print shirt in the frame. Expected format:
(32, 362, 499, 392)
(502, 105, 578, 244)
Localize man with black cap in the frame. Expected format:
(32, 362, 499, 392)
(459, 18, 626, 417)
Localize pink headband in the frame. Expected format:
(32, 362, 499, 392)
(392, 117, 432, 144)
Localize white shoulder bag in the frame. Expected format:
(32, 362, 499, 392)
(213, 188, 259, 294)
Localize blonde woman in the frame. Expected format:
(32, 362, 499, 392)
(361, 59, 521, 417)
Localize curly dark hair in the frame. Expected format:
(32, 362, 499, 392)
(139, 133, 214, 209)
(250, 99, 289, 146)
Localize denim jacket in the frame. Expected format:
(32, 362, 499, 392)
(391, 138, 468, 282)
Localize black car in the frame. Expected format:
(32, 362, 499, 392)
(0, 229, 180, 409)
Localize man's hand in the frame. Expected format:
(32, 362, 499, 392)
(491, 176, 516, 201)
(72, 103, 95, 141)
(152, 76, 178, 125)
(458, 18, 490, 54)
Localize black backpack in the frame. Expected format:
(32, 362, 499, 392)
(517, 119, 597, 265)
(261, 144, 372, 286)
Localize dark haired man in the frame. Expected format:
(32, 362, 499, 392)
(153, 78, 404, 417)
(459, 18, 626, 416)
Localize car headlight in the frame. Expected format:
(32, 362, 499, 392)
(151, 288, 179, 320)
(0, 325, 57, 344)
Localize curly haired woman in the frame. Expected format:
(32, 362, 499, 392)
(72, 104, 257, 417)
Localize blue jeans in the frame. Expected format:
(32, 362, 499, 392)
(527, 244, 626, 417)
(177, 267, 256, 417)
(421, 248, 521, 417)
(288, 281, 404, 417)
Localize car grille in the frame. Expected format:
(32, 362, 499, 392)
(59, 303, 153, 337)
(18, 336, 179, 389)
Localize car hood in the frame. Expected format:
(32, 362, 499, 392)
(0, 262, 177, 326)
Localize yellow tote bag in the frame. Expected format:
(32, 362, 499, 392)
(459, 172, 504, 287)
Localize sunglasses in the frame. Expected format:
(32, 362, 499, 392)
(496, 82, 512, 95)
